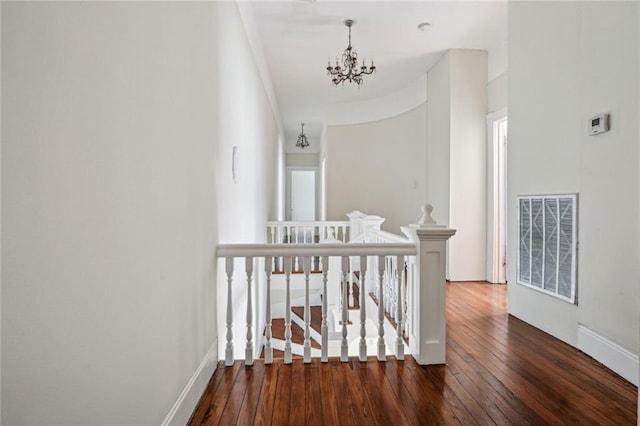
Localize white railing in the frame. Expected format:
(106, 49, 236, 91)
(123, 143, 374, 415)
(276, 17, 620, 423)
(266, 221, 351, 244)
(266, 220, 350, 272)
(364, 228, 416, 343)
(217, 243, 415, 366)
(218, 204, 456, 366)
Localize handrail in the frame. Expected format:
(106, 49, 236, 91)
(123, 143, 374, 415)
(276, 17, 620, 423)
(217, 242, 416, 258)
(266, 220, 350, 228)
(368, 228, 411, 243)
(266, 220, 353, 244)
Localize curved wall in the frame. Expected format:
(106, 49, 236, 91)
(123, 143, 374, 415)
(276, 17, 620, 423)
(326, 75, 427, 127)
(326, 103, 427, 233)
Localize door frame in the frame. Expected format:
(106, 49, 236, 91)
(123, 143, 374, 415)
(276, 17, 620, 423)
(486, 108, 508, 283)
(286, 166, 319, 221)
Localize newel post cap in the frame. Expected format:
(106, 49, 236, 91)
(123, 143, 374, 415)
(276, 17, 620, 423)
(417, 203, 441, 227)
(346, 210, 366, 220)
(406, 203, 456, 240)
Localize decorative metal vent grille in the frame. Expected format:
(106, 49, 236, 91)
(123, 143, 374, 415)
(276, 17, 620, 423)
(518, 194, 577, 304)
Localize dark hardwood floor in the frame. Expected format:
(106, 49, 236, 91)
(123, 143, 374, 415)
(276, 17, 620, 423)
(189, 282, 638, 425)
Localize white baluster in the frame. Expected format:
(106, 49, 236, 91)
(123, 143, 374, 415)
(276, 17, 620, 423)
(265, 256, 273, 364)
(342, 225, 347, 243)
(359, 255, 368, 362)
(303, 256, 312, 363)
(405, 258, 414, 341)
(225, 257, 234, 366)
(383, 258, 389, 317)
(293, 226, 300, 271)
(386, 258, 393, 318)
(396, 255, 405, 360)
(404, 259, 411, 338)
(377, 255, 386, 361)
(341, 256, 349, 362)
(389, 257, 396, 321)
(321, 255, 329, 362)
(348, 258, 354, 308)
(245, 257, 254, 366)
(284, 256, 293, 364)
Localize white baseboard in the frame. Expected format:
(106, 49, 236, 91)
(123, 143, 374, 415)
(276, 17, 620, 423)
(162, 339, 218, 426)
(577, 325, 638, 386)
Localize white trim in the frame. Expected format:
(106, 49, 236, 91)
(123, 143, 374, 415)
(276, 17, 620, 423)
(486, 107, 507, 124)
(486, 110, 508, 283)
(578, 325, 639, 386)
(326, 74, 427, 126)
(161, 339, 218, 426)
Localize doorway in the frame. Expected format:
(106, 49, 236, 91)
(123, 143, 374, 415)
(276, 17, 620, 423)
(287, 168, 317, 221)
(487, 111, 508, 283)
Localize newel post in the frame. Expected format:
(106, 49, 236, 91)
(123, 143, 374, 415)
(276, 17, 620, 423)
(402, 204, 456, 365)
(346, 210, 366, 241)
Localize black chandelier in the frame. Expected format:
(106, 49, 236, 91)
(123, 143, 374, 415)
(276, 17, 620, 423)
(327, 19, 376, 87)
(296, 123, 309, 149)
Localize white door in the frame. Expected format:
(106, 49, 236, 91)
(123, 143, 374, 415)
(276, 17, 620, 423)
(290, 170, 316, 221)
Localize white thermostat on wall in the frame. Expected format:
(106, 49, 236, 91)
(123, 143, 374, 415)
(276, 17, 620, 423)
(589, 113, 610, 136)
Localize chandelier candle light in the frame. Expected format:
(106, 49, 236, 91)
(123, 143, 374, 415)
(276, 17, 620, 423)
(327, 19, 376, 87)
(296, 123, 309, 149)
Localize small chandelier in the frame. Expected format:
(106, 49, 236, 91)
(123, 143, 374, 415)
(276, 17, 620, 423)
(296, 123, 309, 149)
(327, 19, 376, 87)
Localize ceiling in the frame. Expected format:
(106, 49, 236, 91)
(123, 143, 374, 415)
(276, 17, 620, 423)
(249, 1, 507, 152)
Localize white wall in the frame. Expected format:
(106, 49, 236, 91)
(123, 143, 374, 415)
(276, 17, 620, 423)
(449, 50, 488, 281)
(2, 3, 220, 424)
(320, 123, 328, 221)
(326, 104, 427, 234)
(508, 1, 639, 382)
(286, 153, 319, 168)
(488, 72, 507, 114)
(0, 2, 4, 419)
(426, 49, 488, 281)
(426, 56, 451, 228)
(214, 2, 280, 362)
(2, 2, 282, 424)
(326, 75, 427, 127)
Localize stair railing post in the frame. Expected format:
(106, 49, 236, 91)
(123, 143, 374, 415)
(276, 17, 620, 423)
(402, 203, 456, 365)
(346, 210, 366, 242)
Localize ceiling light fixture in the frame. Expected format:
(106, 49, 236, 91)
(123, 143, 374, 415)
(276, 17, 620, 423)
(326, 19, 376, 87)
(296, 123, 309, 149)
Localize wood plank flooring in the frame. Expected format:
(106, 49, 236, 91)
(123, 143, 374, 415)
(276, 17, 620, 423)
(190, 282, 638, 425)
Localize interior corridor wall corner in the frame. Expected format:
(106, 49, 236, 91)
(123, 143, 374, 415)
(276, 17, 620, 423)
(426, 49, 488, 281)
